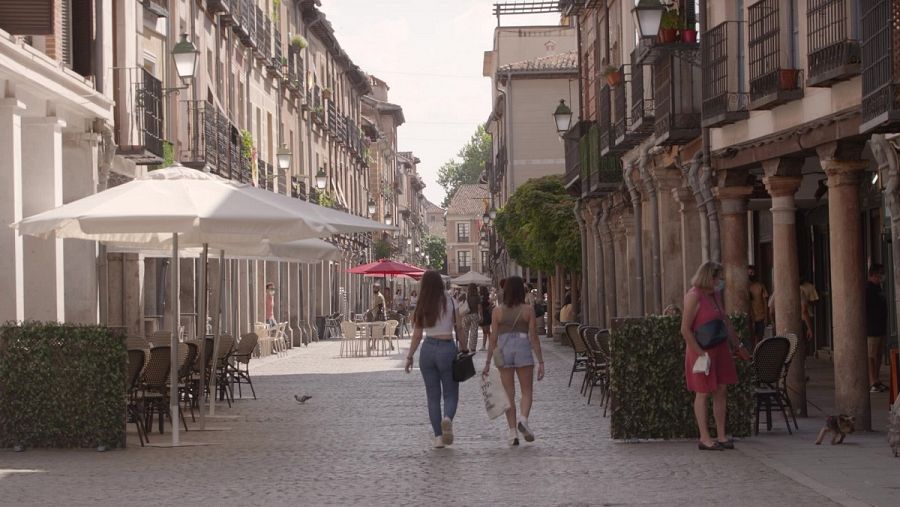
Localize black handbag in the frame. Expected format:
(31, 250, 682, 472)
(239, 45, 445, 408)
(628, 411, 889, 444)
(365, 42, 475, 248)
(695, 319, 728, 350)
(452, 352, 476, 382)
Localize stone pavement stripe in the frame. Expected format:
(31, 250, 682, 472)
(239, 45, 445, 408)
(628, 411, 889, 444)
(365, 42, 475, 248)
(0, 335, 847, 506)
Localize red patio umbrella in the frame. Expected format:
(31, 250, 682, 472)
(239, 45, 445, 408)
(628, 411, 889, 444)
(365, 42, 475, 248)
(348, 258, 425, 276)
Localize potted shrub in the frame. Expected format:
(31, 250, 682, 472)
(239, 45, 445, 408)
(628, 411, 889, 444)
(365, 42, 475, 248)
(658, 10, 680, 44)
(681, 23, 697, 43)
(601, 65, 622, 87)
(778, 68, 800, 90)
(322, 87, 333, 100)
(290, 35, 308, 51)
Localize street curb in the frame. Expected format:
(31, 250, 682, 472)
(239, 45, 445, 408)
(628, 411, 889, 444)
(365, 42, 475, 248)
(737, 444, 872, 507)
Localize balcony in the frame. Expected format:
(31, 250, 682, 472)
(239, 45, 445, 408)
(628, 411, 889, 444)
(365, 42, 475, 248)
(143, 0, 168, 17)
(562, 122, 588, 194)
(311, 87, 325, 125)
(653, 53, 701, 145)
(327, 100, 338, 135)
(579, 124, 622, 196)
(291, 176, 308, 200)
(206, 0, 232, 18)
(613, 61, 655, 152)
(598, 84, 612, 156)
(860, 0, 900, 133)
(267, 25, 283, 77)
(493, 143, 508, 192)
(807, 0, 861, 86)
(702, 21, 749, 128)
(113, 68, 164, 165)
(286, 52, 304, 93)
(180, 100, 251, 182)
(748, 0, 804, 110)
(254, 7, 270, 61)
(233, 0, 256, 47)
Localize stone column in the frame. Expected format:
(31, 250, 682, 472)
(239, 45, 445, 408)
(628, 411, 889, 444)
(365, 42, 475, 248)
(820, 147, 871, 430)
(611, 206, 630, 316)
(588, 199, 606, 326)
(674, 185, 702, 298)
(0, 98, 25, 322)
(21, 116, 66, 321)
(716, 185, 753, 315)
(62, 132, 100, 324)
(655, 168, 686, 311)
(600, 202, 617, 321)
(575, 200, 590, 324)
(621, 211, 640, 317)
(763, 172, 805, 416)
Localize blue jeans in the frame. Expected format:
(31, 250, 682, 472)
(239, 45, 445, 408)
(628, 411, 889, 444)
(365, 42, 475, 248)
(419, 337, 459, 436)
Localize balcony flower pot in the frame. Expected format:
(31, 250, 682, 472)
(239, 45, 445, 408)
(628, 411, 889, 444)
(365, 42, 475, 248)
(681, 28, 697, 44)
(658, 10, 681, 44)
(601, 66, 622, 87)
(778, 69, 800, 90)
(322, 88, 332, 100)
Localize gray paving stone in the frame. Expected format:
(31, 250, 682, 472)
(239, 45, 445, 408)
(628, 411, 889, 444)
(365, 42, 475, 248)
(0, 336, 843, 506)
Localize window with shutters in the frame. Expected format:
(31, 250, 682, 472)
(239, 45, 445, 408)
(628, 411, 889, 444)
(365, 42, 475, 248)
(0, 0, 54, 35)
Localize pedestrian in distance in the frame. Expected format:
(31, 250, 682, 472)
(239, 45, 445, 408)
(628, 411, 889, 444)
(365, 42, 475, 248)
(483, 275, 545, 446)
(479, 286, 493, 351)
(866, 263, 889, 393)
(464, 284, 482, 352)
(681, 261, 750, 451)
(264, 282, 277, 329)
(747, 265, 768, 347)
(405, 270, 469, 448)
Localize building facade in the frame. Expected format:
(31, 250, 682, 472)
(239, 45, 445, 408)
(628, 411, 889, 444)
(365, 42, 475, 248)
(423, 198, 446, 239)
(564, 0, 900, 431)
(446, 184, 490, 277)
(483, 22, 579, 280)
(1, 1, 419, 342)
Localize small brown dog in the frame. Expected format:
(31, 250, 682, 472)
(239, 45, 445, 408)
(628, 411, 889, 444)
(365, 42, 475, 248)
(815, 415, 855, 445)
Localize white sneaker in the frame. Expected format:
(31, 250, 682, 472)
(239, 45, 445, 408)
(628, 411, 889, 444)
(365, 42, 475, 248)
(507, 427, 519, 446)
(441, 417, 454, 445)
(518, 420, 535, 442)
(433, 436, 445, 448)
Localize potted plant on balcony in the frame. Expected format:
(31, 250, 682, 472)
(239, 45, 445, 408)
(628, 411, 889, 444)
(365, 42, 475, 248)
(778, 68, 800, 90)
(601, 65, 622, 87)
(658, 10, 680, 44)
(322, 87, 333, 100)
(290, 35, 308, 51)
(681, 22, 697, 43)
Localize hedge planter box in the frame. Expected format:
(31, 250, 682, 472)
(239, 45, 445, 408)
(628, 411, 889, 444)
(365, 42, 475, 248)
(609, 315, 754, 440)
(0, 322, 126, 449)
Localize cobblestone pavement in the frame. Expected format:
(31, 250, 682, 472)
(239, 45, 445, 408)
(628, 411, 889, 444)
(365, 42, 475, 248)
(0, 335, 845, 506)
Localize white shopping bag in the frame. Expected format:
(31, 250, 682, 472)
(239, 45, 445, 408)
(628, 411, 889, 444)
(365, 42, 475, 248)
(692, 353, 710, 375)
(481, 368, 511, 420)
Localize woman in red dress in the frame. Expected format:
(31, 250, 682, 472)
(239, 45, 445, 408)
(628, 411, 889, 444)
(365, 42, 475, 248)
(681, 261, 749, 450)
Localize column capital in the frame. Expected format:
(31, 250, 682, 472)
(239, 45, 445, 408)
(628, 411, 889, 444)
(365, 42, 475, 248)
(714, 185, 754, 215)
(672, 185, 695, 205)
(763, 175, 803, 198)
(0, 97, 26, 112)
(823, 159, 868, 188)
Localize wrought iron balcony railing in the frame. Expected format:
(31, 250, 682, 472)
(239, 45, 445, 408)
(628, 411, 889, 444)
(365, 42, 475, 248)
(579, 124, 622, 196)
(748, 0, 804, 109)
(233, 0, 255, 47)
(327, 100, 338, 134)
(143, 0, 168, 17)
(562, 123, 585, 194)
(114, 67, 164, 165)
(653, 53, 701, 145)
(206, 0, 232, 16)
(612, 61, 655, 153)
(291, 176, 308, 200)
(807, 0, 861, 86)
(702, 21, 749, 127)
(860, 0, 900, 133)
(180, 100, 251, 182)
(254, 7, 270, 61)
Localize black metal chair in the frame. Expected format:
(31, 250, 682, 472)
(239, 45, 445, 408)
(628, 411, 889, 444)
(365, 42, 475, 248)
(126, 349, 148, 446)
(177, 342, 199, 422)
(138, 345, 188, 434)
(564, 322, 589, 388)
(228, 333, 259, 399)
(752, 336, 793, 435)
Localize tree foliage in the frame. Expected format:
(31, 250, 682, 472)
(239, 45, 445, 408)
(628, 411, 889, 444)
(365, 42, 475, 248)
(421, 234, 447, 271)
(373, 237, 396, 260)
(494, 175, 580, 272)
(437, 125, 492, 207)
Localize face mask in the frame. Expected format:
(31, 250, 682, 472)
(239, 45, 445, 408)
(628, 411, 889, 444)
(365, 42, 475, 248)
(715, 280, 725, 292)
(267, 289, 275, 295)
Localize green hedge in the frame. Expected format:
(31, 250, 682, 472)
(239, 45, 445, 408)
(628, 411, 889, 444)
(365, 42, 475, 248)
(609, 314, 754, 440)
(0, 322, 126, 449)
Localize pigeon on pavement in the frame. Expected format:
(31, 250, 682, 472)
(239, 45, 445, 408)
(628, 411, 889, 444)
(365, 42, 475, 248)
(295, 394, 312, 404)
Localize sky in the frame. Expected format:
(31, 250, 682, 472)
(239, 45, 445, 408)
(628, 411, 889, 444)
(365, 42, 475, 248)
(323, 0, 558, 207)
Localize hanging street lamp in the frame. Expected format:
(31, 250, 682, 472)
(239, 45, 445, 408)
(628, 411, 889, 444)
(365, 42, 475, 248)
(632, 0, 666, 40)
(367, 198, 376, 215)
(315, 167, 327, 189)
(384, 212, 393, 226)
(276, 145, 292, 170)
(172, 34, 200, 83)
(553, 99, 573, 134)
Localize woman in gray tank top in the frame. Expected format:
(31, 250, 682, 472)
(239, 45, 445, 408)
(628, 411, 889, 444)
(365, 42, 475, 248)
(482, 276, 545, 446)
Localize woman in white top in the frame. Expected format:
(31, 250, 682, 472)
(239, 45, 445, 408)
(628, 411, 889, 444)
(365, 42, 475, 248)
(405, 271, 468, 448)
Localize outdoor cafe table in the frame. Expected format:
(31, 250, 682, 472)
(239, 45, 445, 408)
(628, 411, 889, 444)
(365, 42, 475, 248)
(354, 322, 386, 357)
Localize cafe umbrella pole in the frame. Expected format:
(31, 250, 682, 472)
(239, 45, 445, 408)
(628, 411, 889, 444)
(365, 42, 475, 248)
(209, 249, 226, 417)
(170, 232, 180, 446)
(197, 243, 208, 430)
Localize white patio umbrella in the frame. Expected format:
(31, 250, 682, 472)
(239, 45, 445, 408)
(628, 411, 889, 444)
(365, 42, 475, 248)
(11, 164, 386, 445)
(107, 237, 343, 263)
(451, 270, 493, 286)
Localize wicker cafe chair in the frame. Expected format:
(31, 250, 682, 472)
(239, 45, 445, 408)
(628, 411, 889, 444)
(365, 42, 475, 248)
(382, 320, 399, 353)
(213, 334, 236, 405)
(139, 346, 188, 435)
(582, 327, 611, 413)
(126, 349, 148, 446)
(752, 336, 793, 435)
(778, 333, 800, 430)
(177, 342, 199, 422)
(565, 323, 589, 388)
(227, 333, 259, 399)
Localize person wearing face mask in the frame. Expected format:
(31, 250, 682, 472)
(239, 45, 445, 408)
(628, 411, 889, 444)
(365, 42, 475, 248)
(265, 282, 277, 329)
(681, 261, 748, 451)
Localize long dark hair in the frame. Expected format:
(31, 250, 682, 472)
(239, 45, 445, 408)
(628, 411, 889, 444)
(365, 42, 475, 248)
(480, 285, 490, 305)
(503, 276, 526, 307)
(413, 270, 446, 328)
(467, 284, 479, 309)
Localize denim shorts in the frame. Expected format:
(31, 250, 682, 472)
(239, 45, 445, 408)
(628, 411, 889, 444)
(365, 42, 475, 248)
(497, 332, 534, 368)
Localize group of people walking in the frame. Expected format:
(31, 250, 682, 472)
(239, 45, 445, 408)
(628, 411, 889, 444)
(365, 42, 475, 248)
(404, 271, 544, 448)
